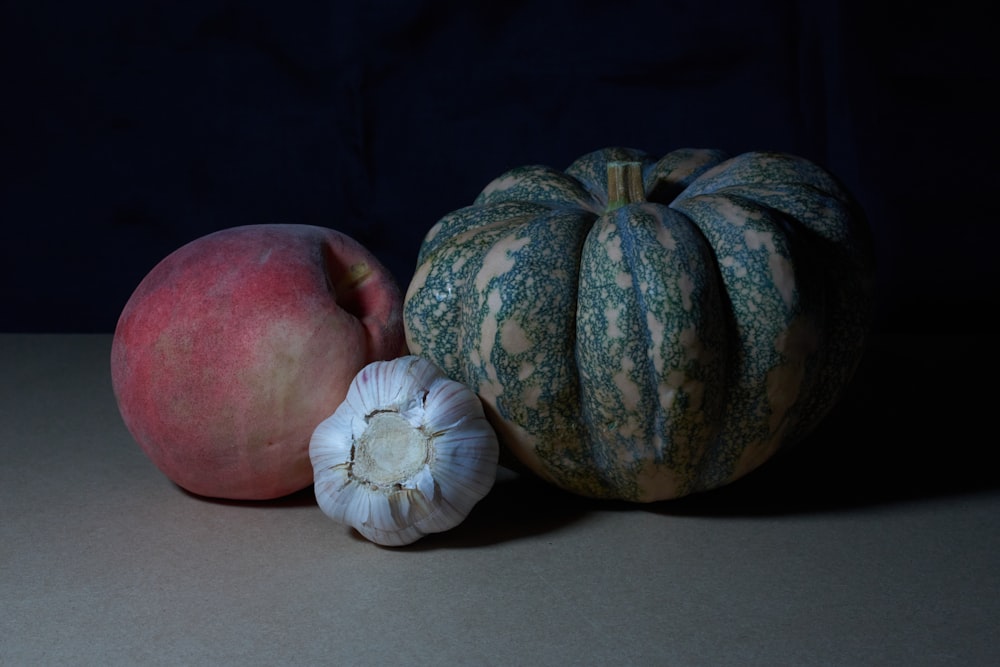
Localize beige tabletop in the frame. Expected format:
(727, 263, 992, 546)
(2, 333, 997, 666)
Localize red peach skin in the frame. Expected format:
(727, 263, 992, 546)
(111, 224, 407, 500)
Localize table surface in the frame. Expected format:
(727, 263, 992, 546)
(2, 333, 998, 666)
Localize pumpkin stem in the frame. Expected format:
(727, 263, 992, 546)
(606, 161, 646, 211)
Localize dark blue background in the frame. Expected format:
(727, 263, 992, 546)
(2, 1, 997, 333)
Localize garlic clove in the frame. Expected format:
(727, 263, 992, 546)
(309, 355, 499, 546)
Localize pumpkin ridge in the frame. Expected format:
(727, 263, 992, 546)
(468, 208, 597, 491)
(675, 181, 872, 446)
(671, 191, 820, 487)
(643, 148, 731, 204)
(475, 164, 600, 212)
(613, 205, 665, 457)
(575, 201, 730, 500)
(415, 200, 559, 265)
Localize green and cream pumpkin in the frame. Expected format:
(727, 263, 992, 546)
(403, 147, 875, 502)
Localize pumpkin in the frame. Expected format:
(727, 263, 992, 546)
(403, 147, 875, 502)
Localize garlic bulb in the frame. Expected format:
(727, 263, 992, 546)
(309, 355, 499, 546)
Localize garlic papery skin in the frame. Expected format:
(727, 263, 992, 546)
(309, 355, 499, 546)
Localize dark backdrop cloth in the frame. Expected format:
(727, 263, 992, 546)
(1, 1, 997, 333)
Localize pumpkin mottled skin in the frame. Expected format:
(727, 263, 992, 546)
(404, 147, 875, 502)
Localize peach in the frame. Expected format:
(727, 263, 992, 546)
(110, 224, 407, 500)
